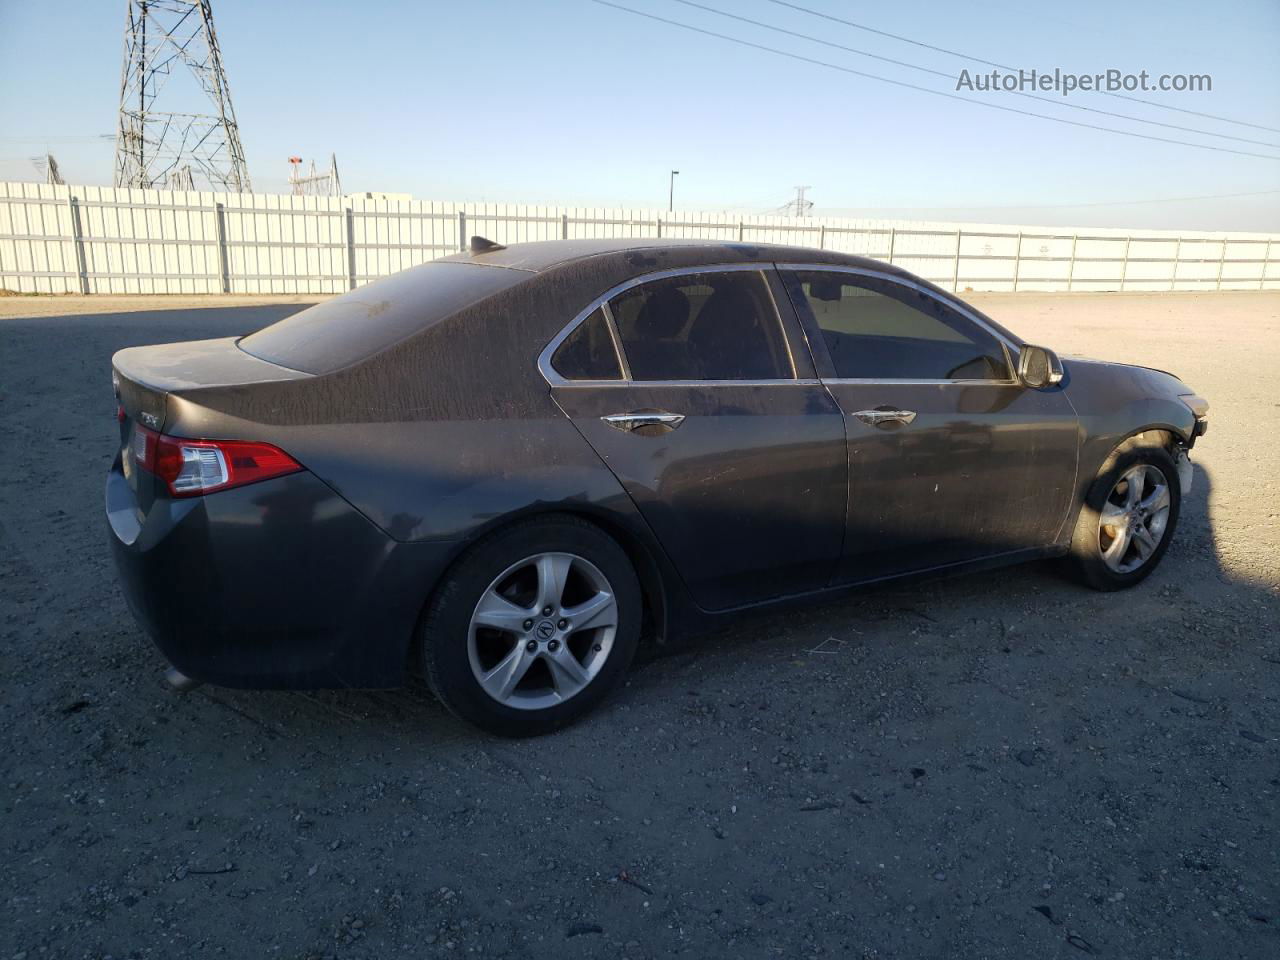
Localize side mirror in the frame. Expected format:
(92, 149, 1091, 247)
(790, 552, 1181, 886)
(1017, 344, 1064, 388)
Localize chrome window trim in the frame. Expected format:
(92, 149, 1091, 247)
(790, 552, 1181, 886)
(538, 263, 803, 388)
(819, 377, 1015, 386)
(777, 262, 1020, 385)
(551, 378, 825, 389)
(598, 302, 632, 381)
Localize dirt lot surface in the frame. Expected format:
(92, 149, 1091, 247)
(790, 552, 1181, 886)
(1, 291, 1277, 959)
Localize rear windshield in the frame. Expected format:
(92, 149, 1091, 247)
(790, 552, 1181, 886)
(238, 261, 528, 374)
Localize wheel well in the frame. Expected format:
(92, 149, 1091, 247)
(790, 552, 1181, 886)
(1130, 427, 1177, 449)
(551, 508, 670, 646)
(1059, 426, 1184, 549)
(422, 506, 670, 651)
(1104, 427, 1181, 472)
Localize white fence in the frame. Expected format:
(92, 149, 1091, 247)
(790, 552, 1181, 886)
(1, 181, 1277, 296)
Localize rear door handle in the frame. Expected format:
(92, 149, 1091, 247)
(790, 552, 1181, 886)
(853, 408, 917, 427)
(601, 411, 686, 433)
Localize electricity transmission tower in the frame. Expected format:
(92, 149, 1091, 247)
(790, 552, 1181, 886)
(113, 0, 251, 192)
(785, 185, 813, 218)
(287, 154, 343, 197)
(31, 155, 65, 185)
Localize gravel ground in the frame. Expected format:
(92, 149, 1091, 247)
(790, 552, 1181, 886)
(1, 291, 1277, 959)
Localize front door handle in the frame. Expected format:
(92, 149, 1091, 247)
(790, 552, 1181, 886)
(601, 411, 686, 433)
(853, 408, 917, 427)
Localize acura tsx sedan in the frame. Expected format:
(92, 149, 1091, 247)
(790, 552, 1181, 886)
(107, 238, 1209, 735)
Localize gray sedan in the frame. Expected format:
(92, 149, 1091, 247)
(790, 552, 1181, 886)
(107, 239, 1209, 735)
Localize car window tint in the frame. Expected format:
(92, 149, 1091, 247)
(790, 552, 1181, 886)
(787, 271, 1010, 381)
(608, 271, 792, 381)
(551, 307, 622, 380)
(238, 262, 527, 374)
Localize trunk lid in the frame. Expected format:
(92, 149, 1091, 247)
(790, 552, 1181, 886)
(112, 337, 309, 511)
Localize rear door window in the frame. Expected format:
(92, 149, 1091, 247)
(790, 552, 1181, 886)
(550, 307, 623, 380)
(785, 271, 1011, 381)
(239, 261, 527, 374)
(607, 271, 793, 381)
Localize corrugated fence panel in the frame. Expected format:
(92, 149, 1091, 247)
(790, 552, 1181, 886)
(0, 182, 74, 293)
(1, 181, 1277, 295)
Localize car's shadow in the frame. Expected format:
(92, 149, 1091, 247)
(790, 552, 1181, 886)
(635, 459, 1224, 671)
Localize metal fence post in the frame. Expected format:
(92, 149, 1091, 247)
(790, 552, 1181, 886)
(655, 217, 662, 238)
(213, 201, 230, 293)
(1066, 234, 1078, 292)
(1170, 236, 1182, 291)
(952, 230, 962, 291)
(345, 206, 356, 290)
(561, 213, 569, 240)
(1119, 236, 1131, 292)
(887, 227, 896, 265)
(65, 193, 88, 294)
(1262, 238, 1272, 290)
(818, 223, 826, 250)
(1215, 236, 1228, 290)
(458, 211, 467, 251)
(1012, 230, 1022, 292)
(738, 220, 745, 242)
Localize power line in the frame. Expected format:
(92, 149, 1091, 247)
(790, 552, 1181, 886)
(671, 0, 1280, 150)
(590, 1, 1280, 161)
(765, 0, 1280, 135)
(673, 0, 954, 80)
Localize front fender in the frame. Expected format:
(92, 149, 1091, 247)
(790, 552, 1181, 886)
(1062, 357, 1198, 494)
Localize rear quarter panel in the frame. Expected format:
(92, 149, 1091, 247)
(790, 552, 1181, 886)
(158, 262, 649, 542)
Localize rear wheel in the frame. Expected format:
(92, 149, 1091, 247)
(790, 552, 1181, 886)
(418, 516, 641, 736)
(1066, 439, 1181, 591)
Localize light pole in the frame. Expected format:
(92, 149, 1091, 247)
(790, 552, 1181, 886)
(668, 170, 679, 212)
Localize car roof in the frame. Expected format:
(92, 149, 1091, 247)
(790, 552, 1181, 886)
(433, 238, 1021, 348)
(439, 237, 894, 274)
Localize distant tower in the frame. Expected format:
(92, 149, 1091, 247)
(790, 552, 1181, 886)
(31, 154, 65, 185)
(786, 185, 813, 218)
(113, 0, 251, 192)
(287, 153, 343, 197)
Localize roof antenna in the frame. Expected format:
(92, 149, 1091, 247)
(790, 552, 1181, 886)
(469, 235, 507, 254)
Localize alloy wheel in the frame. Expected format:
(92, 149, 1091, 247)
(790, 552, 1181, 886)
(467, 552, 618, 709)
(1097, 463, 1172, 574)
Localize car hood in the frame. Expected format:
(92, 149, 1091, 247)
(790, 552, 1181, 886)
(1060, 354, 1187, 393)
(1061, 354, 1179, 380)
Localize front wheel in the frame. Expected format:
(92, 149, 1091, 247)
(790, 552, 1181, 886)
(1066, 439, 1182, 591)
(417, 516, 641, 736)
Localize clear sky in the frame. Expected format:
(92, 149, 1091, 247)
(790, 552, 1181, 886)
(2, 0, 1278, 230)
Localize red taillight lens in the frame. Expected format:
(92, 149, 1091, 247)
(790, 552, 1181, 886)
(134, 425, 302, 497)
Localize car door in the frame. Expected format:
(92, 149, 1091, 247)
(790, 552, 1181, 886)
(543, 265, 848, 611)
(780, 266, 1079, 585)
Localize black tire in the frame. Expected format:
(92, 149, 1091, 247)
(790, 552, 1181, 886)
(1065, 438, 1182, 591)
(417, 515, 641, 737)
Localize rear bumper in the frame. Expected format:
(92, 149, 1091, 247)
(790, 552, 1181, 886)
(106, 454, 458, 689)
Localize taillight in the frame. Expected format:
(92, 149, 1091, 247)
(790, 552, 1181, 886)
(133, 425, 302, 497)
